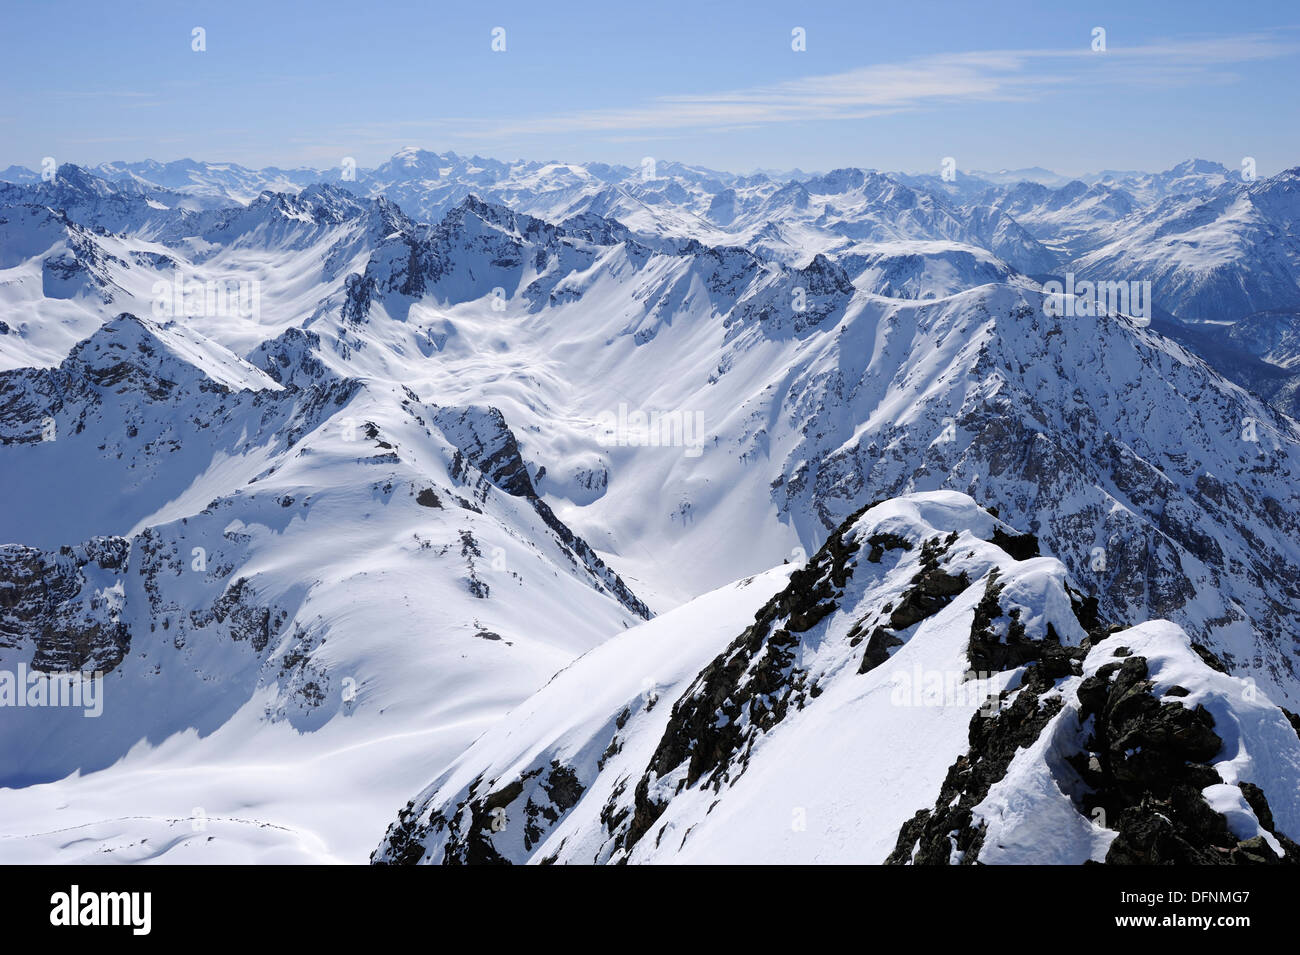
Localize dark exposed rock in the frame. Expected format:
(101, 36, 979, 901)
(1073, 652, 1299, 865)
(1065, 583, 1109, 642)
(1102, 787, 1238, 865)
(433, 406, 535, 499)
(247, 327, 328, 388)
(459, 530, 490, 599)
(620, 499, 877, 854)
(375, 760, 586, 865)
(990, 526, 1040, 562)
(865, 532, 912, 564)
(1078, 656, 1221, 797)
(887, 535, 968, 631)
(542, 763, 584, 813)
(1282, 708, 1300, 741)
(1190, 641, 1231, 674)
(857, 627, 904, 675)
(211, 577, 277, 652)
(886, 600, 1082, 864)
(372, 800, 429, 865)
(435, 403, 649, 619)
(967, 571, 1055, 674)
(0, 537, 132, 672)
(1239, 782, 1275, 834)
(890, 628, 1287, 866)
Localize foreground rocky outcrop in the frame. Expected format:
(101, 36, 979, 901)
(374, 492, 1300, 865)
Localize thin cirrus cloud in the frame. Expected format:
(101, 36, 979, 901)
(440, 33, 1295, 141)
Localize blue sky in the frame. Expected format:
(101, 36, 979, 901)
(3, 0, 1298, 175)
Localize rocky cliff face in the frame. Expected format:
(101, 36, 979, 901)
(751, 286, 1300, 707)
(0, 536, 130, 672)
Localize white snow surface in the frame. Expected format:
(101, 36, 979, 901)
(1, 154, 1299, 864)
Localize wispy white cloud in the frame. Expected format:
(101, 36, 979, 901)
(388, 33, 1296, 141)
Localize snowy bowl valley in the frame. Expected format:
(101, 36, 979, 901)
(2, 151, 1299, 866)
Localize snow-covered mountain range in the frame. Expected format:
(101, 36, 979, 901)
(1, 150, 1298, 865)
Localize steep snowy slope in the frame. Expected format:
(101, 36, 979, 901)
(1073, 169, 1300, 323)
(0, 199, 135, 367)
(842, 240, 1037, 298)
(374, 492, 1300, 864)
(0, 311, 649, 862)
(258, 192, 1300, 709)
(1139, 310, 1300, 422)
(978, 179, 1137, 257)
(1088, 159, 1236, 205)
(0, 174, 409, 369)
(94, 158, 323, 207)
(1226, 308, 1300, 370)
(753, 284, 1300, 706)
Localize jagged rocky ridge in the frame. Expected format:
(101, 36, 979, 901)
(373, 492, 1300, 864)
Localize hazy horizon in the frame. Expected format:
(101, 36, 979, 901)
(3, 0, 1299, 178)
(0, 147, 1280, 184)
